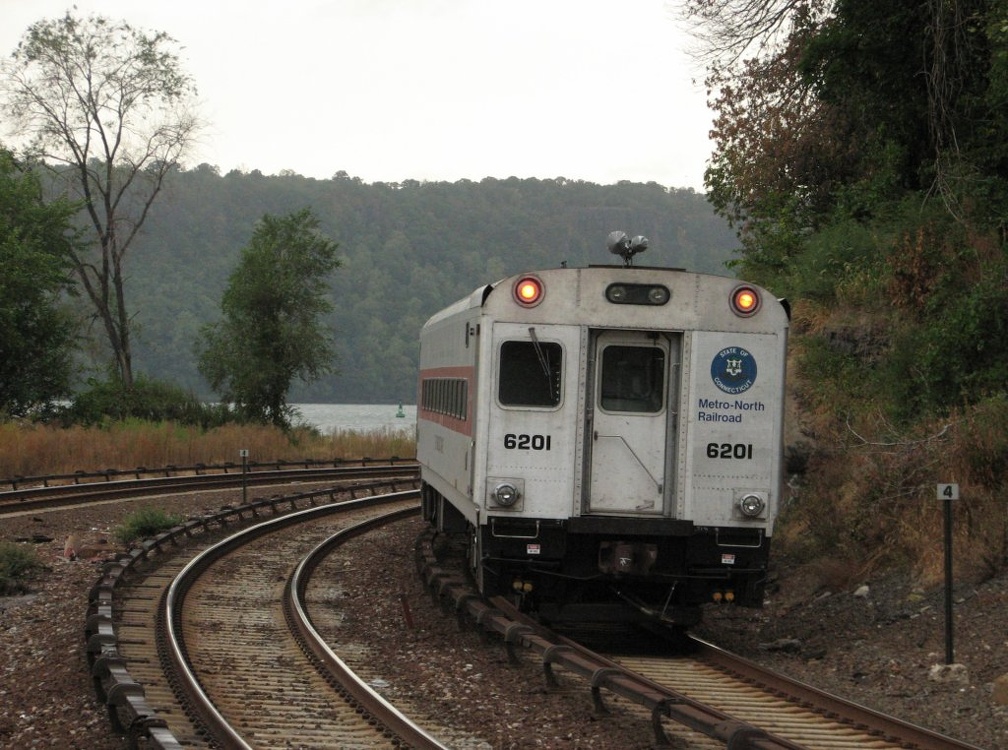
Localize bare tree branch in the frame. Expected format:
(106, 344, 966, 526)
(1, 11, 204, 386)
(680, 0, 828, 66)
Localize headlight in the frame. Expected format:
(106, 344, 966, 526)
(493, 482, 520, 507)
(738, 493, 765, 517)
(648, 286, 670, 304)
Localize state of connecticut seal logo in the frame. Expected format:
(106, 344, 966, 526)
(711, 346, 757, 395)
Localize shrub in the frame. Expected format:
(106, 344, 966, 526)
(56, 375, 237, 428)
(950, 396, 1008, 487)
(114, 507, 184, 545)
(789, 218, 879, 301)
(0, 541, 46, 595)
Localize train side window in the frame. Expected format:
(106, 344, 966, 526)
(599, 345, 665, 413)
(498, 341, 563, 407)
(421, 377, 468, 420)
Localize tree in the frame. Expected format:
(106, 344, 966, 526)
(799, 0, 998, 216)
(0, 11, 202, 387)
(684, 0, 823, 66)
(688, 0, 1008, 274)
(0, 147, 79, 417)
(196, 209, 340, 428)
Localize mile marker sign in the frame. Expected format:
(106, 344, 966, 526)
(937, 483, 959, 500)
(937, 482, 959, 664)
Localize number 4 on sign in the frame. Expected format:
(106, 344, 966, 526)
(937, 483, 959, 500)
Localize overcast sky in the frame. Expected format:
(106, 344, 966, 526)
(2, 0, 713, 190)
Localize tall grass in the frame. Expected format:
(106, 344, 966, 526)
(0, 421, 415, 480)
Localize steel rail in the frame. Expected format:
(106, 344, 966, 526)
(3, 456, 417, 491)
(688, 635, 987, 750)
(486, 596, 805, 750)
(286, 501, 452, 750)
(415, 529, 986, 750)
(1, 463, 419, 514)
(160, 489, 429, 748)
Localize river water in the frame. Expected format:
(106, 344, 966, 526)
(292, 403, 416, 434)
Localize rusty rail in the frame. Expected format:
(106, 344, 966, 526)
(84, 477, 416, 748)
(4, 455, 415, 490)
(3, 462, 419, 515)
(285, 503, 451, 749)
(414, 529, 986, 750)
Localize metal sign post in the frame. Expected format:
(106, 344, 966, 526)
(240, 449, 249, 505)
(937, 483, 959, 664)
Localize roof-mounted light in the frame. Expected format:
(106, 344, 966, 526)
(606, 283, 670, 306)
(513, 275, 544, 307)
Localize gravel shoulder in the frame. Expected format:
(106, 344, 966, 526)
(1, 496, 1005, 749)
(694, 563, 1008, 750)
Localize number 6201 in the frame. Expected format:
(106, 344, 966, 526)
(504, 433, 552, 450)
(706, 442, 753, 459)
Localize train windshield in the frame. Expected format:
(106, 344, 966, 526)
(599, 345, 665, 413)
(498, 340, 563, 407)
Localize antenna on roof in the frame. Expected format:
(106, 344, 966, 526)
(607, 231, 649, 266)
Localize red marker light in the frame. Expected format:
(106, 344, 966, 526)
(514, 276, 544, 307)
(731, 286, 760, 316)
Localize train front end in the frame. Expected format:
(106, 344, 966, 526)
(472, 264, 789, 626)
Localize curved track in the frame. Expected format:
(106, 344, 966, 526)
(162, 492, 447, 748)
(78, 466, 986, 749)
(607, 643, 980, 750)
(1, 460, 417, 515)
(416, 529, 986, 750)
(97, 486, 468, 748)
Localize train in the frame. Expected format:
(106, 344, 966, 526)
(416, 234, 789, 628)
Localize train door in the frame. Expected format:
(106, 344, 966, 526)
(586, 330, 679, 515)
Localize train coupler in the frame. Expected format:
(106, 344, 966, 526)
(598, 540, 657, 574)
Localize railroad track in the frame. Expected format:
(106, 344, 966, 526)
(162, 491, 448, 748)
(90, 482, 472, 748)
(603, 641, 985, 750)
(77, 469, 986, 748)
(416, 530, 987, 750)
(1, 459, 418, 515)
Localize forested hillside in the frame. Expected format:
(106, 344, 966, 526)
(122, 170, 738, 402)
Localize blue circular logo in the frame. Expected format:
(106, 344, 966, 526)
(711, 347, 757, 394)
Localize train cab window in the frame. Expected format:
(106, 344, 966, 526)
(599, 345, 665, 413)
(498, 340, 563, 407)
